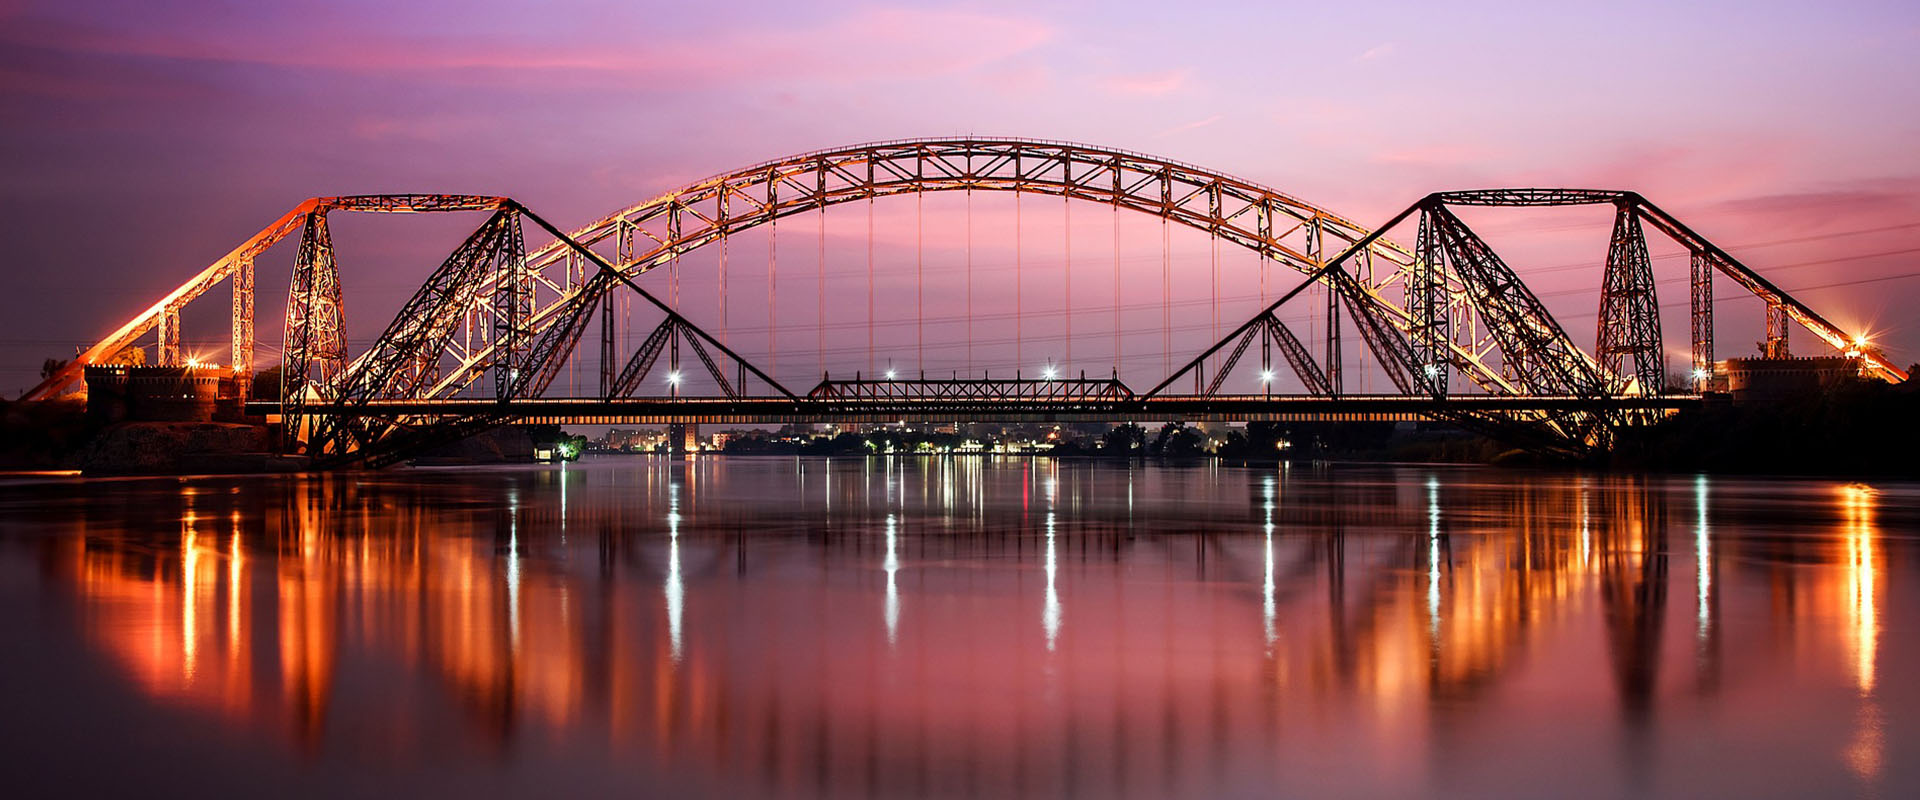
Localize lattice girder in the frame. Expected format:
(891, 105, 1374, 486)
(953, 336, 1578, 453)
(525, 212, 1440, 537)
(412, 138, 1528, 401)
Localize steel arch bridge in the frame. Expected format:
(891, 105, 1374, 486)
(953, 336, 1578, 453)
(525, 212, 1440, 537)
(21, 138, 1901, 466)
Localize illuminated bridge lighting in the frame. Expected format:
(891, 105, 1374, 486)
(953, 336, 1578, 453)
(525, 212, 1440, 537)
(666, 481, 684, 663)
(884, 514, 900, 646)
(21, 142, 1906, 471)
(1044, 511, 1061, 652)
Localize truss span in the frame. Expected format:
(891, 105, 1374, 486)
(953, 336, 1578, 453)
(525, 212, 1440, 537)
(413, 138, 1519, 400)
(23, 195, 511, 401)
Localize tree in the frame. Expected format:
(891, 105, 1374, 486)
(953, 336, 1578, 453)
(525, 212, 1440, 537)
(1101, 423, 1145, 457)
(39, 358, 67, 380)
(1150, 422, 1208, 458)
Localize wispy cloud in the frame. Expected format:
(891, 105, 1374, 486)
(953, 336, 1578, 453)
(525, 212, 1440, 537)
(1101, 68, 1189, 96)
(1357, 42, 1396, 61)
(1370, 143, 1489, 167)
(1153, 114, 1222, 138)
(1712, 178, 1920, 230)
(0, 8, 1054, 89)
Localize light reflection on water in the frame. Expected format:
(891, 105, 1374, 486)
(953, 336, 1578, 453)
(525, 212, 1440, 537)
(0, 458, 1917, 798)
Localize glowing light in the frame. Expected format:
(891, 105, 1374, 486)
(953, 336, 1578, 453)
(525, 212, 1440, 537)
(1043, 511, 1061, 651)
(1695, 475, 1711, 642)
(1042, 365, 1058, 380)
(1841, 483, 1883, 781)
(1842, 484, 1878, 694)
(1579, 482, 1592, 566)
(666, 371, 682, 385)
(885, 369, 897, 380)
(1263, 475, 1276, 650)
(1260, 369, 1275, 383)
(507, 512, 521, 651)
(665, 482, 684, 662)
(182, 524, 199, 679)
(884, 514, 900, 645)
(1426, 475, 1441, 637)
(1422, 364, 1440, 377)
(1854, 334, 1871, 347)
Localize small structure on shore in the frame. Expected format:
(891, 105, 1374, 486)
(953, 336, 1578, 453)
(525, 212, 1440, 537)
(83, 364, 246, 424)
(1719, 356, 1862, 405)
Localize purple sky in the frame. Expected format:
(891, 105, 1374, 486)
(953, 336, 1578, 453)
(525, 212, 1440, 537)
(3, 0, 1918, 394)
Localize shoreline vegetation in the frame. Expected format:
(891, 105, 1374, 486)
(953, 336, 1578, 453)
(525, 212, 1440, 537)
(3, 375, 1916, 477)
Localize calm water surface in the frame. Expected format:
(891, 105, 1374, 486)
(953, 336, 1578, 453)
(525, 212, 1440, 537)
(1, 458, 1916, 798)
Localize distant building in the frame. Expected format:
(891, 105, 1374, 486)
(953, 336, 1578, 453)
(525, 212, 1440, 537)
(668, 423, 700, 455)
(1718, 356, 1860, 404)
(599, 427, 662, 451)
(84, 364, 238, 424)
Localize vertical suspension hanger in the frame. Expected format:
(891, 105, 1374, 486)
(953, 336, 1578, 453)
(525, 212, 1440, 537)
(1211, 229, 1220, 347)
(960, 185, 975, 374)
(818, 164, 826, 381)
(867, 172, 875, 378)
(565, 250, 575, 395)
(1064, 157, 1072, 374)
(916, 179, 924, 373)
(760, 168, 768, 379)
(1162, 213, 1170, 378)
(671, 203, 682, 394)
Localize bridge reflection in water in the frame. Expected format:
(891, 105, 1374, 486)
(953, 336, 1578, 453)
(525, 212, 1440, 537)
(6, 461, 1911, 796)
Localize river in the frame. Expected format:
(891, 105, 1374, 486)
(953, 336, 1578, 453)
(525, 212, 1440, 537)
(0, 457, 1914, 797)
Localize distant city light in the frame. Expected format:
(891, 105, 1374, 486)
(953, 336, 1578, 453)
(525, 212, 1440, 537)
(885, 369, 897, 380)
(1422, 364, 1441, 378)
(1259, 369, 1275, 383)
(1042, 365, 1058, 379)
(666, 371, 681, 384)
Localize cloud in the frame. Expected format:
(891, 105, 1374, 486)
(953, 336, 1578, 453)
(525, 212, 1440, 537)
(1357, 42, 1396, 61)
(1370, 143, 1491, 168)
(0, 8, 1054, 90)
(1711, 178, 1920, 230)
(1101, 68, 1189, 96)
(977, 62, 1053, 95)
(1152, 114, 1221, 138)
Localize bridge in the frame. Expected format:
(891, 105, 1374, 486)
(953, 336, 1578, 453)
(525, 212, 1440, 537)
(21, 138, 1899, 466)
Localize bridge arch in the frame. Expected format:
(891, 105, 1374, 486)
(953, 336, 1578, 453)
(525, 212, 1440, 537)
(421, 138, 1515, 398)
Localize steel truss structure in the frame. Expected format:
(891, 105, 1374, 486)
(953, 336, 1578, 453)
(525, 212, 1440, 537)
(809, 377, 1135, 404)
(20, 140, 1904, 466)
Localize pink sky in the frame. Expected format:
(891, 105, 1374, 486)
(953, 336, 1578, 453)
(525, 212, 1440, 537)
(2, 0, 1917, 393)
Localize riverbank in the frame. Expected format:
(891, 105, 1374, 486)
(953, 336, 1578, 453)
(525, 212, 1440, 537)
(10, 375, 1916, 476)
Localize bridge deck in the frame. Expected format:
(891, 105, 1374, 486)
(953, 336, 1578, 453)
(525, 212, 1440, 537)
(249, 394, 1701, 425)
